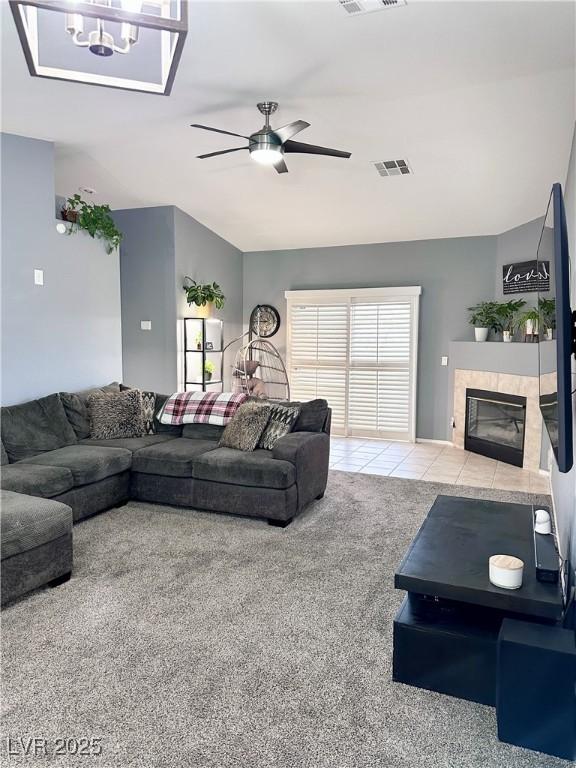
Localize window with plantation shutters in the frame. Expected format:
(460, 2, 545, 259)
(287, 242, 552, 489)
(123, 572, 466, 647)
(286, 287, 421, 440)
(288, 302, 348, 431)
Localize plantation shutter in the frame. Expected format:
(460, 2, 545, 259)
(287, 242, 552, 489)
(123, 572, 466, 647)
(288, 303, 348, 431)
(348, 301, 413, 438)
(286, 288, 420, 440)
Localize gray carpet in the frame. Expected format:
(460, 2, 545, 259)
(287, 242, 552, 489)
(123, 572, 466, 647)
(1, 473, 568, 768)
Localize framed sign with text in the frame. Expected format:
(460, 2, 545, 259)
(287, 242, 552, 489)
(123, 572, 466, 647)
(502, 260, 550, 294)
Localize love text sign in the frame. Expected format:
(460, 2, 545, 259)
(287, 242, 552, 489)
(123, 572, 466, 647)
(502, 260, 550, 294)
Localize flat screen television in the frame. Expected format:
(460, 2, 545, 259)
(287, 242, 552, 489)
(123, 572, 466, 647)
(537, 182, 574, 473)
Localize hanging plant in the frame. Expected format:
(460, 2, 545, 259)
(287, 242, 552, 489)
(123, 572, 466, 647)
(182, 278, 226, 309)
(62, 194, 122, 255)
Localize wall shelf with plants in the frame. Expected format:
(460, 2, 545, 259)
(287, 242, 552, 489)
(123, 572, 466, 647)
(183, 317, 224, 393)
(59, 194, 122, 255)
(467, 298, 556, 343)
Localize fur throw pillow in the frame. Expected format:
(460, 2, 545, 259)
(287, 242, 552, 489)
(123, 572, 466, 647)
(87, 389, 145, 440)
(218, 401, 271, 452)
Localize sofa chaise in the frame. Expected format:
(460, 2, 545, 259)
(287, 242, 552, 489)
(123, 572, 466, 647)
(1, 490, 73, 605)
(0, 384, 331, 604)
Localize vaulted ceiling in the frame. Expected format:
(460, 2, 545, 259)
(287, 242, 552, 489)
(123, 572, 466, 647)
(2, 1, 575, 251)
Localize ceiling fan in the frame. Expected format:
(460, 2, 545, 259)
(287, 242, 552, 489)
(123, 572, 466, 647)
(190, 102, 351, 174)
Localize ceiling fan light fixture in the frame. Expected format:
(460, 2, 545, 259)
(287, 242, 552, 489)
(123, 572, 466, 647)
(250, 147, 283, 166)
(191, 102, 351, 175)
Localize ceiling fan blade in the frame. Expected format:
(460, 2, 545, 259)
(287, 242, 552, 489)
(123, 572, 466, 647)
(273, 120, 311, 144)
(190, 124, 249, 140)
(283, 140, 351, 159)
(197, 146, 249, 159)
(275, 158, 289, 174)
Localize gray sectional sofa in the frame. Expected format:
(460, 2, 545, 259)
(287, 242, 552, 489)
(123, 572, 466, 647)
(1, 384, 331, 604)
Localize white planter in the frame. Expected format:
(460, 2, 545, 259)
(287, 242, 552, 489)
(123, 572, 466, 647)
(503, 330, 512, 343)
(193, 302, 213, 319)
(545, 328, 553, 341)
(475, 327, 489, 342)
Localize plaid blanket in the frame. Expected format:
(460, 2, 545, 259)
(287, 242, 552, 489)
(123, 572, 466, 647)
(159, 391, 248, 426)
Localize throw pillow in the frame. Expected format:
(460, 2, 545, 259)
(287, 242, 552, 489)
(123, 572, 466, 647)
(1, 394, 78, 462)
(87, 389, 145, 440)
(61, 383, 122, 439)
(141, 391, 157, 435)
(258, 403, 301, 450)
(233, 359, 259, 377)
(274, 398, 329, 433)
(218, 401, 271, 452)
(59, 392, 91, 439)
(294, 398, 328, 432)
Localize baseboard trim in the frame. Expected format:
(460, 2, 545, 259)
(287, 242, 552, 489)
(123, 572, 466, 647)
(416, 438, 453, 446)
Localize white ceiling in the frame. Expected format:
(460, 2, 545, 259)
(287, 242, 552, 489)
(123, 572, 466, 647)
(2, 1, 575, 251)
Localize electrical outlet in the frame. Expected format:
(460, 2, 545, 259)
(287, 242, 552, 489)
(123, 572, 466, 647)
(140, 320, 152, 331)
(441, 356, 448, 366)
(34, 269, 44, 286)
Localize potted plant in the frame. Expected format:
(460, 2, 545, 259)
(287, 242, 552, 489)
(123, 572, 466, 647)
(520, 307, 541, 342)
(468, 302, 499, 342)
(494, 300, 526, 342)
(204, 361, 215, 382)
(195, 331, 203, 351)
(62, 193, 122, 254)
(183, 278, 225, 318)
(538, 297, 556, 340)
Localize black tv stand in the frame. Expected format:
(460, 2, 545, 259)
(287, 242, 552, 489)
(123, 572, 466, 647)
(393, 495, 563, 706)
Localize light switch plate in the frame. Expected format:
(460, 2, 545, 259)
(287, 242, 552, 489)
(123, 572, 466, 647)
(34, 269, 44, 286)
(441, 356, 448, 366)
(140, 320, 152, 331)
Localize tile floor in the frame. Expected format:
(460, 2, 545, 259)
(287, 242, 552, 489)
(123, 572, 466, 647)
(329, 437, 550, 494)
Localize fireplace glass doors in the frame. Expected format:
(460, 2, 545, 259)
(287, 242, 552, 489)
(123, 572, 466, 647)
(465, 389, 527, 467)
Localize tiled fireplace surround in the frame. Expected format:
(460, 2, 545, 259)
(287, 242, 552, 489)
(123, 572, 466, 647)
(452, 369, 542, 472)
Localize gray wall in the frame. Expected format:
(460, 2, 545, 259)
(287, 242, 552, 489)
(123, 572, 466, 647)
(550, 122, 576, 579)
(1, 133, 122, 405)
(243, 236, 497, 441)
(174, 207, 243, 390)
(114, 205, 243, 393)
(113, 207, 176, 394)
(495, 217, 548, 304)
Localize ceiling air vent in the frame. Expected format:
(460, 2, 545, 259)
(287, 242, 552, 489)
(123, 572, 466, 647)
(373, 159, 412, 177)
(339, 0, 407, 16)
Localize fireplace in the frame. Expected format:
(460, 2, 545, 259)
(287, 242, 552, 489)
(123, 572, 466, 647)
(465, 388, 527, 467)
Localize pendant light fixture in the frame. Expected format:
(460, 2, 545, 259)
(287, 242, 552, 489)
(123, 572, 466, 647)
(64, 0, 142, 57)
(10, 0, 188, 95)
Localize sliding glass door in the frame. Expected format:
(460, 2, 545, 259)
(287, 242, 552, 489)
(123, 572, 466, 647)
(286, 287, 421, 441)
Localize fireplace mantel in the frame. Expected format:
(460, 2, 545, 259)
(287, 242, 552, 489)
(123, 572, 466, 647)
(448, 341, 539, 376)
